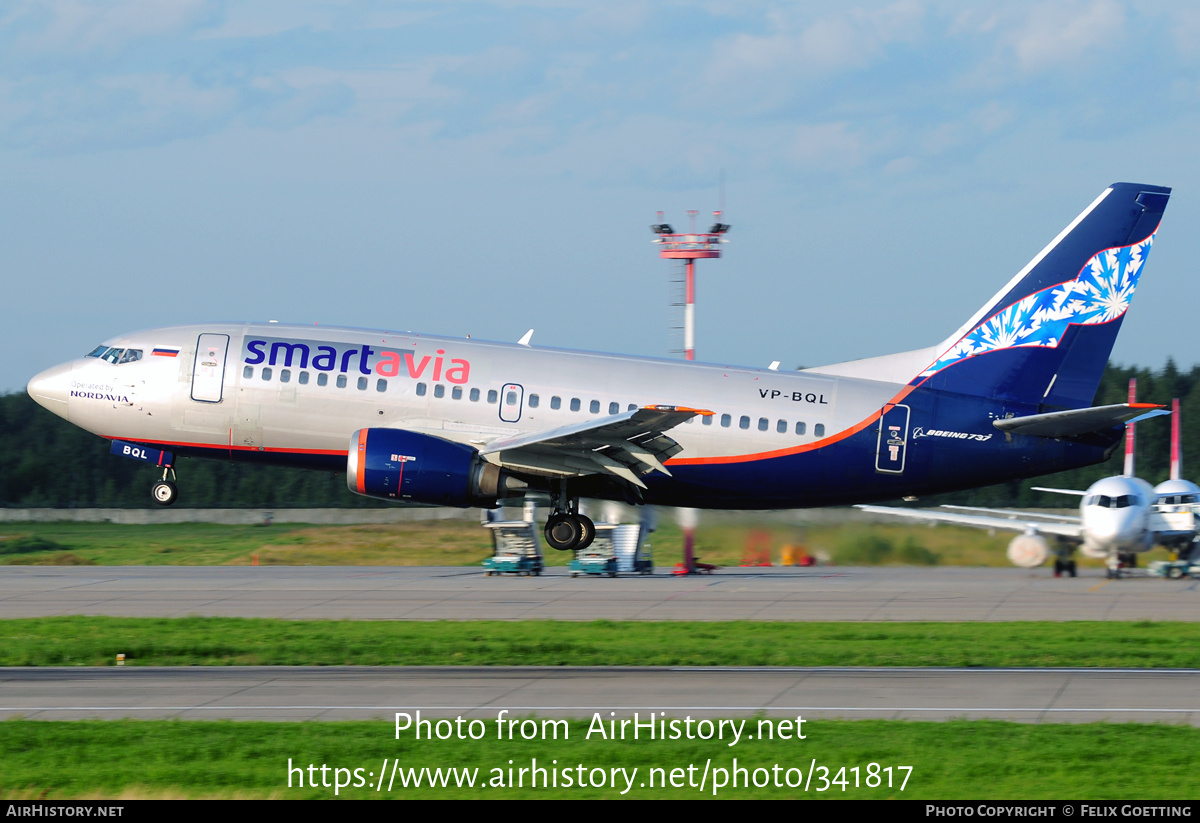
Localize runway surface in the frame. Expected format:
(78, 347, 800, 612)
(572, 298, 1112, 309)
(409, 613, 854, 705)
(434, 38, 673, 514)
(3, 666, 1198, 723)
(0, 565, 1195, 621)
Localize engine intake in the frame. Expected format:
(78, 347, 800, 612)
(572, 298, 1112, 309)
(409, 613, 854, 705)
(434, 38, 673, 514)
(1007, 533, 1050, 568)
(347, 428, 525, 507)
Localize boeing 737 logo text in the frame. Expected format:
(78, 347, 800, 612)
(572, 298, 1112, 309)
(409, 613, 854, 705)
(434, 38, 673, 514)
(243, 337, 471, 384)
(912, 427, 993, 442)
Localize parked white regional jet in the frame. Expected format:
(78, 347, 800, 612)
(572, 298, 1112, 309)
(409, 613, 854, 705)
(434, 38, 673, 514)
(27, 183, 1171, 553)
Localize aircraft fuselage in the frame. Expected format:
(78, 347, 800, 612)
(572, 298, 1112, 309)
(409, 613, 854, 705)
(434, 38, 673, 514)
(27, 321, 1120, 509)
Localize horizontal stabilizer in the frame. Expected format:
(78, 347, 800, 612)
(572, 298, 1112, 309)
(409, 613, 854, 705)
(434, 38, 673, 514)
(992, 403, 1167, 438)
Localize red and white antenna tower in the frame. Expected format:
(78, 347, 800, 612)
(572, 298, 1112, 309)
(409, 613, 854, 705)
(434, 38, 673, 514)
(651, 209, 730, 360)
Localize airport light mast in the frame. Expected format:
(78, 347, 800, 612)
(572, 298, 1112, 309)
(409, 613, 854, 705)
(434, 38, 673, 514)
(652, 210, 730, 360)
(652, 208, 729, 573)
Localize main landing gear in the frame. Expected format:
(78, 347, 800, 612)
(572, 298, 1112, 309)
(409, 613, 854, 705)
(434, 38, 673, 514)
(543, 485, 595, 551)
(1052, 557, 1077, 577)
(152, 467, 178, 507)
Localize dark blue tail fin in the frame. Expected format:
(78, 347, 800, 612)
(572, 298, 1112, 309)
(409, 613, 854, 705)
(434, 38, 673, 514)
(915, 182, 1170, 409)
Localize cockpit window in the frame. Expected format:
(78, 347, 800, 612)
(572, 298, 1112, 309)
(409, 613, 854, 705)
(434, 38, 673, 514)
(90, 347, 142, 364)
(1087, 494, 1139, 509)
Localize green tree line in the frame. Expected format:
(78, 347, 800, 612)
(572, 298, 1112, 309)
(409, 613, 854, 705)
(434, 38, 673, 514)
(1, 360, 1197, 508)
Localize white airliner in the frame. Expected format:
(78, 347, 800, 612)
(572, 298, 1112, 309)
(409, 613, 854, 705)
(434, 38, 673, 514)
(27, 183, 1172, 553)
(860, 383, 1196, 578)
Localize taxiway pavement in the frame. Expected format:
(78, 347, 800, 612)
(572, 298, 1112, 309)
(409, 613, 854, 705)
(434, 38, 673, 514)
(2, 666, 1198, 723)
(0, 565, 1194, 621)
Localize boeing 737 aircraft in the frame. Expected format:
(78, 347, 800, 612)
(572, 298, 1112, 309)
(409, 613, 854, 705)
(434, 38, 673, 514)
(27, 182, 1171, 552)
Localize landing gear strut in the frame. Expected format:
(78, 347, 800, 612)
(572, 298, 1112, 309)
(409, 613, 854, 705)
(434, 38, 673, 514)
(152, 467, 178, 507)
(1053, 557, 1077, 577)
(542, 484, 595, 551)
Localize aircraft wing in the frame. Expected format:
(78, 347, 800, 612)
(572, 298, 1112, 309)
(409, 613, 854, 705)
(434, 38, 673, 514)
(856, 505, 1084, 539)
(941, 505, 1080, 523)
(478, 405, 711, 488)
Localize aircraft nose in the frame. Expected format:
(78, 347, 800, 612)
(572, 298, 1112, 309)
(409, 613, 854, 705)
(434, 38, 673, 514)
(27, 362, 74, 420)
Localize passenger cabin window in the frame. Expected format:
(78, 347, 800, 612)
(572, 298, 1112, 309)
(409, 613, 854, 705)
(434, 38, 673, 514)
(357, 376, 368, 391)
(487, 389, 498, 404)
(590, 400, 600, 414)
(336, 374, 347, 389)
(739, 416, 750, 430)
(243, 366, 254, 379)
(703, 415, 713, 426)
(570, 398, 581, 412)
(452, 386, 463, 400)
(609, 402, 620, 415)
(280, 369, 291, 383)
(376, 379, 387, 392)
(777, 419, 787, 434)
(627, 404, 637, 412)
(795, 422, 806, 435)
(262, 367, 273, 381)
(814, 424, 825, 437)
(551, 396, 561, 410)
(528, 393, 538, 408)
(416, 383, 427, 396)
(317, 373, 328, 387)
(721, 414, 731, 428)
(434, 384, 445, 398)
(470, 388, 480, 402)
(758, 417, 769, 432)
(299, 372, 309, 385)
(507, 391, 518, 406)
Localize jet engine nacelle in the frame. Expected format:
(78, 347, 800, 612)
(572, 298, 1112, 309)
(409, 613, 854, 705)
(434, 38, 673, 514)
(1007, 533, 1050, 568)
(346, 428, 525, 507)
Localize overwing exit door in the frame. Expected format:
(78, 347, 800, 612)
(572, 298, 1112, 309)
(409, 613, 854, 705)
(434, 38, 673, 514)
(499, 383, 524, 423)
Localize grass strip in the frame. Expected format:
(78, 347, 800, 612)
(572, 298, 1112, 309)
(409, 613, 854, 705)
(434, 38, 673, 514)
(3, 617, 1200, 668)
(2, 718, 1197, 799)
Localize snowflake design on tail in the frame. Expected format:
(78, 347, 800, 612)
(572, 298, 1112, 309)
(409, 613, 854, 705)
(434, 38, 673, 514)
(917, 233, 1155, 381)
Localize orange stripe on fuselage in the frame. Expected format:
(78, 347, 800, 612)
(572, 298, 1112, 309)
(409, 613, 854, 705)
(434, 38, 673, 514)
(667, 384, 916, 466)
(100, 435, 348, 458)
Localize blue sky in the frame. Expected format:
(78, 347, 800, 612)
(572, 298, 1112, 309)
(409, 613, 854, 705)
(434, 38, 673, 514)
(4, 0, 1200, 393)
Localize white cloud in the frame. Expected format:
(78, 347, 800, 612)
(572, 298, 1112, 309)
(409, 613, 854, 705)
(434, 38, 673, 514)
(1009, 0, 1125, 72)
(5, 0, 217, 58)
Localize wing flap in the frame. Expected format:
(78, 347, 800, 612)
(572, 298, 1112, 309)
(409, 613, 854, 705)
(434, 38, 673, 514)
(480, 405, 709, 483)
